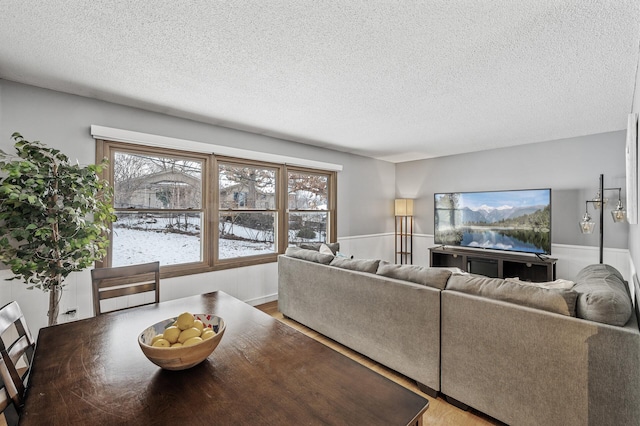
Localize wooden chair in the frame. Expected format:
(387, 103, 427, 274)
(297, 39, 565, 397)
(0, 360, 20, 426)
(0, 301, 35, 425)
(91, 261, 161, 316)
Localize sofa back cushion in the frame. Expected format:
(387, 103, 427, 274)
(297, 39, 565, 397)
(446, 274, 578, 317)
(329, 257, 380, 274)
(285, 247, 334, 264)
(376, 261, 452, 290)
(298, 242, 340, 255)
(573, 264, 632, 326)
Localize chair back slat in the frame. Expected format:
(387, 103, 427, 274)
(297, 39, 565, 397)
(0, 303, 28, 339)
(0, 359, 19, 426)
(0, 351, 22, 406)
(0, 301, 34, 424)
(91, 261, 161, 315)
(99, 283, 158, 300)
(7, 336, 33, 368)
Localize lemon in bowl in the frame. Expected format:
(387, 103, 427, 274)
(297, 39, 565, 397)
(138, 313, 225, 370)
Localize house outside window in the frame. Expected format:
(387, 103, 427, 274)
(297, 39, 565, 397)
(287, 169, 335, 247)
(110, 148, 206, 269)
(217, 160, 279, 262)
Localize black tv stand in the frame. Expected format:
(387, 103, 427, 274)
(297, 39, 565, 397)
(429, 246, 557, 282)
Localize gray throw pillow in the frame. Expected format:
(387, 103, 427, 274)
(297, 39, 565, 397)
(285, 247, 334, 265)
(505, 277, 575, 290)
(329, 257, 380, 274)
(375, 261, 452, 290)
(298, 242, 340, 255)
(446, 274, 578, 317)
(573, 264, 632, 326)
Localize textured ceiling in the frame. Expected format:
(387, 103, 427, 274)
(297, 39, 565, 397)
(1, 1, 639, 162)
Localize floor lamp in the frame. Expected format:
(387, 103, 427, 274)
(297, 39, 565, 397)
(578, 174, 626, 263)
(395, 199, 414, 264)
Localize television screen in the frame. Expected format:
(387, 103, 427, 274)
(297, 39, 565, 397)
(434, 188, 551, 255)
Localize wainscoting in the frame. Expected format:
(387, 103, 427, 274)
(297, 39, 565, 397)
(338, 233, 633, 283)
(0, 261, 280, 336)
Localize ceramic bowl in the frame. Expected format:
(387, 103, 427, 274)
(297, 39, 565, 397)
(138, 314, 225, 370)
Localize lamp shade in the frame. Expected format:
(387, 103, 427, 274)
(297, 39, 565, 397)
(579, 210, 595, 234)
(394, 199, 414, 216)
(579, 219, 595, 234)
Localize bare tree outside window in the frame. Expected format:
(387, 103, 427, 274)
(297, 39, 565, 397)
(100, 140, 336, 276)
(111, 151, 204, 267)
(218, 162, 278, 260)
(288, 171, 331, 245)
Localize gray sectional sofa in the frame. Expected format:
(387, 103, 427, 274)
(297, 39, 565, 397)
(278, 246, 640, 426)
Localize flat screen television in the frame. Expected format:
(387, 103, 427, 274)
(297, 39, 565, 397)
(434, 188, 551, 255)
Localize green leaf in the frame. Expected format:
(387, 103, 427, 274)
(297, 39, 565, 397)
(0, 133, 114, 294)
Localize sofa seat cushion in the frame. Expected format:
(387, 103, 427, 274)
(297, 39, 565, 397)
(285, 247, 334, 264)
(329, 257, 380, 274)
(446, 274, 578, 317)
(376, 261, 452, 290)
(573, 264, 632, 326)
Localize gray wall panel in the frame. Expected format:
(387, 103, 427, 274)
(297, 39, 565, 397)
(0, 79, 395, 239)
(396, 132, 628, 249)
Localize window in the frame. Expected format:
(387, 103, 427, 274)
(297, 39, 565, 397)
(217, 160, 280, 262)
(97, 140, 336, 276)
(109, 147, 207, 269)
(287, 169, 335, 247)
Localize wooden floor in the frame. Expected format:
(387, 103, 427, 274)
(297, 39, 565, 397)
(255, 300, 504, 426)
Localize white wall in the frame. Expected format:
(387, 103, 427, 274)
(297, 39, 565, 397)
(340, 233, 631, 283)
(0, 262, 279, 334)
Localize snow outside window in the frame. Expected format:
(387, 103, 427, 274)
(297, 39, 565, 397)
(111, 151, 204, 267)
(288, 171, 330, 246)
(99, 139, 336, 275)
(218, 162, 278, 260)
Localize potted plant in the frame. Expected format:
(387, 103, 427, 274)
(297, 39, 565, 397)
(0, 133, 114, 326)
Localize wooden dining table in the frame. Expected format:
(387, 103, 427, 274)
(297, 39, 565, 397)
(21, 291, 428, 425)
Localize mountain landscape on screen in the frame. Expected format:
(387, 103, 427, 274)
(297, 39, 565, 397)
(459, 205, 548, 224)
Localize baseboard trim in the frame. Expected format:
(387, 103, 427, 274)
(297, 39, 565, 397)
(338, 232, 393, 240)
(245, 292, 278, 306)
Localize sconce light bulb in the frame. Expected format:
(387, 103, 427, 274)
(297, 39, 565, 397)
(611, 203, 627, 223)
(579, 210, 595, 233)
(592, 192, 607, 209)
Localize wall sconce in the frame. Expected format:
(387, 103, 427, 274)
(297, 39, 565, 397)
(578, 174, 626, 263)
(395, 199, 414, 265)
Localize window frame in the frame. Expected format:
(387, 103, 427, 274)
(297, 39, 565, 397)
(215, 156, 283, 268)
(96, 140, 337, 278)
(286, 166, 337, 247)
(97, 140, 212, 277)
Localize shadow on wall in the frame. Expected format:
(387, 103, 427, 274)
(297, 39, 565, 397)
(553, 189, 581, 246)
